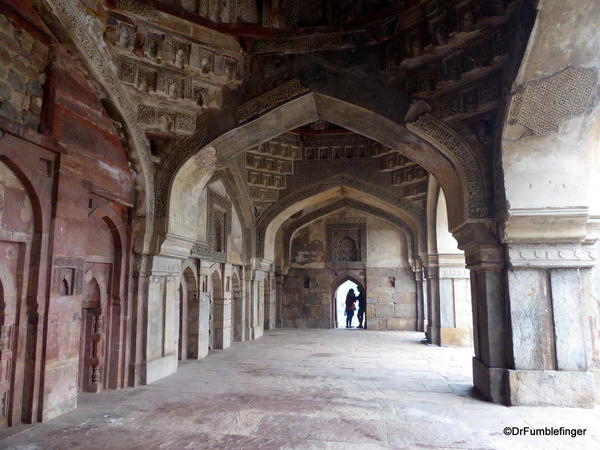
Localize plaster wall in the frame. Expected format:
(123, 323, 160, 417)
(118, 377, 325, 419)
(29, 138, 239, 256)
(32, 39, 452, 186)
(282, 208, 416, 330)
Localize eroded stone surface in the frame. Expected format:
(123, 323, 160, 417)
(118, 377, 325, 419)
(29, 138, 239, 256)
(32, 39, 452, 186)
(1, 330, 599, 449)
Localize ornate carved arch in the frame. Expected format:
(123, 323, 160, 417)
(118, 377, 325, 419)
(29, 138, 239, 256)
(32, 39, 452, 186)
(43, 0, 155, 250)
(407, 114, 492, 219)
(164, 89, 492, 243)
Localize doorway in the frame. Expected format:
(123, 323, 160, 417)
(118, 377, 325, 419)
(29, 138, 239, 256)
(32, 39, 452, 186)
(334, 280, 364, 329)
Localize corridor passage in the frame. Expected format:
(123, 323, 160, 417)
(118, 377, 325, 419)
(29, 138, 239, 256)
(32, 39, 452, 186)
(1, 330, 599, 449)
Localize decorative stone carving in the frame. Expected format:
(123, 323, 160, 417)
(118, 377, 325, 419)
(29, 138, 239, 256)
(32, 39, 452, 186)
(283, 199, 417, 261)
(507, 244, 597, 269)
(407, 114, 491, 218)
(115, 0, 158, 18)
(508, 66, 598, 136)
(117, 56, 137, 83)
(235, 80, 310, 124)
(208, 189, 232, 263)
(326, 221, 367, 269)
(137, 104, 156, 124)
(48, 0, 155, 245)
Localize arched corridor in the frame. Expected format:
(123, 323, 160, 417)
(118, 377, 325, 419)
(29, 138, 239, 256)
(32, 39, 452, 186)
(1, 0, 600, 445)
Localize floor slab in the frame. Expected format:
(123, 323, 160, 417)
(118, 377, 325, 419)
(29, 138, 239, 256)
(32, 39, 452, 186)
(1, 329, 599, 449)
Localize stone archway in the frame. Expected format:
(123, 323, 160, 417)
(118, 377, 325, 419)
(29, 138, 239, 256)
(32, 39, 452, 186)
(0, 158, 41, 426)
(166, 92, 492, 244)
(330, 274, 366, 330)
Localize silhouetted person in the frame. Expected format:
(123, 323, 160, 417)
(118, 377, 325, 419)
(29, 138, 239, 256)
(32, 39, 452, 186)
(356, 289, 366, 329)
(345, 288, 357, 328)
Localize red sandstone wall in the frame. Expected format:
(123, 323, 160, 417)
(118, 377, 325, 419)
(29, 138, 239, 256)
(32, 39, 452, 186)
(0, 2, 134, 425)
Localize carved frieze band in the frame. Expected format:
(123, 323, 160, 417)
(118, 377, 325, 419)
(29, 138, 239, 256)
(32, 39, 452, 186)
(508, 244, 597, 269)
(508, 66, 598, 136)
(235, 80, 310, 124)
(407, 114, 491, 218)
(251, 31, 371, 55)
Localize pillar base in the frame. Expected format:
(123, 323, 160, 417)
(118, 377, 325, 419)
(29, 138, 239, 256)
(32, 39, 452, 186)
(507, 369, 595, 407)
(145, 353, 178, 384)
(472, 357, 506, 404)
(472, 358, 596, 407)
(427, 326, 472, 347)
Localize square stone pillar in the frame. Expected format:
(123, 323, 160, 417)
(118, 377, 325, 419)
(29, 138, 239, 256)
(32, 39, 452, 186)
(503, 243, 596, 407)
(264, 271, 277, 330)
(144, 256, 181, 384)
(426, 254, 472, 346)
(129, 254, 151, 387)
(456, 220, 596, 407)
(461, 241, 510, 404)
(196, 260, 212, 358)
(414, 266, 426, 332)
(214, 263, 233, 350)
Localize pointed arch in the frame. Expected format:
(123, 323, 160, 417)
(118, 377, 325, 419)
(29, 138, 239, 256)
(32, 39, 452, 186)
(166, 91, 492, 244)
(259, 174, 424, 262)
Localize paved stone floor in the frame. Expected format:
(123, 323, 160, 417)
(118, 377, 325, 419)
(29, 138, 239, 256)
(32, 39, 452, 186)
(1, 329, 599, 449)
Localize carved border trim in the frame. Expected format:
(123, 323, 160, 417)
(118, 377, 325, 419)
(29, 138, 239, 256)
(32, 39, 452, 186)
(407, 114, 492, 219)
(235, 79, 310, 124)
(46, 0, 155, 247)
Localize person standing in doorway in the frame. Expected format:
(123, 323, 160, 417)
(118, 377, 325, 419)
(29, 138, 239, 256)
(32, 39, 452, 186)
(356, 288, 366, 329)
(345, 288, 357, 328)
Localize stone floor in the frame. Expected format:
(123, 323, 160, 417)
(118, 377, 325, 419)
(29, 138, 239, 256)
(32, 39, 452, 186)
(1, 329, 599, 449)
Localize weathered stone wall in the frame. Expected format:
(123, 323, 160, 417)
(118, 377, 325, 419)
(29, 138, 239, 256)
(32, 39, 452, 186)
(0, 13, 48, 130)
(282, 208, 416, 330)
(0, 4, 135, 424)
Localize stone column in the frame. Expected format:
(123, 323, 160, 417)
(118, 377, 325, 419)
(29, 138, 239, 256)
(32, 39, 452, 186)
(263, 271, 277, 330)
(129, 253, 150, 387)
(275, 271, 284, 329)
(144, 256, 181, 384)
(503, 242, 596, 407)
(426, 254, 472, 346)
(496, 0, 600, 406)
(414, 264, 425, 332)
(214, 263, 233, 350)
(196, 260, 211, 358)
(459, 238, 510, 404)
